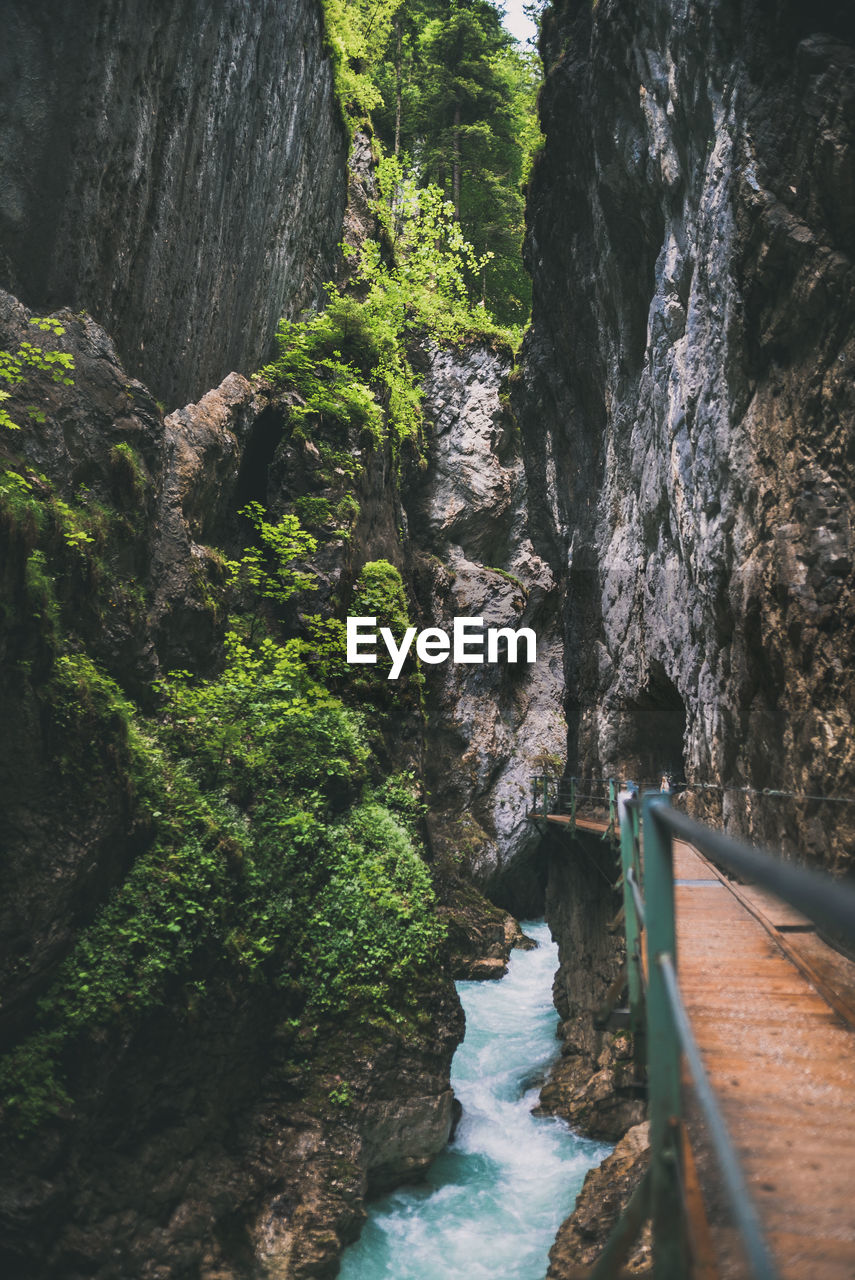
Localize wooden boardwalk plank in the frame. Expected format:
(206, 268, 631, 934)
(673, 841, 855, 1279)
(533, 803, 855, 1274)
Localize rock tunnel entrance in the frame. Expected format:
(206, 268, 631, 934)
(484, 843, 549, 921)
(624, 661, 686, 785)
(234, 407, 286, 510)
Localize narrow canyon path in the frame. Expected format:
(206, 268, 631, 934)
(673, 840, 855, 1279)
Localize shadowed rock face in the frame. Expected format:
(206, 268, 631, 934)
(0, 291, 466, 1280)
(0, 0, 347, 409)
(517, 0, 855, 871)
(547, 1122, 651, 1279)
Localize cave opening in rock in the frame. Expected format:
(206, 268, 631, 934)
(624, 661, 686, 785)
(485, 842, 549, 920)
(234, 407, 286, 510)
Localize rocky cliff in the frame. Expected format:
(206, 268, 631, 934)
(518, 0, 855, 873)
(0, 290, 475, 1280)
(0, 283, 550, 1273)
(407, 345, 566, 913)
(518, 0, 855, 1262)
(0, 0, 347, 408)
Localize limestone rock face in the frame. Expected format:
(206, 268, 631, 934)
(408, 346, 567, 906)
(547, 1122, 652, 1278)
(0, 0, 347, 408)
(517, 0, 855, 871)
(536, 827, 645, 1141)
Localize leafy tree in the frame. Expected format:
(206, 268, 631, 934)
(224, 502, 317, 638)
(373, 1, 539, 323)
(321, 0, 405, 122)
(0, 317, 75, 431)
(321, 0, 541, 324)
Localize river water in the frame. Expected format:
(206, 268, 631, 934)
(338, 920, 611, 1280)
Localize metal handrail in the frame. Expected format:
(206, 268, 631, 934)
(530, 773, 855, 1278)
(625, 865, 646, 930)
(657, 952, 777, 1280)
(650, 804, 855, 943)
(611, 789, 855, 1278)
(529, 775, 619, 844)
(591, 790, 789, 1279)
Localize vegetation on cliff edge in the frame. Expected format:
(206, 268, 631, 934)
(0, 433, 444, 1134)
(320, 0, 541, 325)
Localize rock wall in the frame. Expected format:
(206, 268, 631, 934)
(0, 0, 347, 408)
(517, 0, 855, 873)
(408, 345, 566, 911)
(0, 283, 551, 1276)
(536, 828, 645, 1142)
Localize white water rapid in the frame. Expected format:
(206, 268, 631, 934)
(338, 920, 611, 1279)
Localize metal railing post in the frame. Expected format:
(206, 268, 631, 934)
(570, 775, 577, 835)
(642, 789, 687, 1279)
(603, 776, 618, 848)
(619, 794, 644, 1035)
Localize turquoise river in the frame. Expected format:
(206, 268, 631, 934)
(338, 920, 611, 1279)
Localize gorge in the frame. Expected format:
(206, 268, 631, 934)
(1, 0, 854, 1277)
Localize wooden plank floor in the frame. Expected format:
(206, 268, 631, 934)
(541, 814, 611, 835)
(538, 810, 855, 1275)
(673, 840, 855, 1279)
(538, 807, 855, 1273)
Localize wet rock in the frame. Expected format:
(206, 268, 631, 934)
(437, 871, 538, 979)
(547, 1122, 652, 1278)
(408, 345, 567, 907)
(536, 827, 645, 1141)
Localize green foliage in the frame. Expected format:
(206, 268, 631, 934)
(0, 1032, 72, 1134)
(349, 560, 425, 697)
(46, 653, 136, 785)
(260, 289, 411, 452)
(265, 306, 386, 445)
(369, 0, 542, 325)
(320, 0, 404, 123)
(301, 615, 350, 683)
(293, 495, 333, 528)
(109, 442, 148, 506)
(375, 770, 428, 835)
(362, 158, 512, 345)
(0, 317, 75, 431)
(160, 631, 368, 802)
(353, 559, 410, 637)
(306, 802, 442, 1012)
(321, 0, 542, 325)
(1, 622, 446, 1132)
(0, 385, 448, 1137)
(258, 132, 523, 478)
(335, 493, 361, 535)
(486, 565, 527, 595)
(223, 503, 317, 633)
(328, 1081, 354, 1108)
(24, 549, 60, 635)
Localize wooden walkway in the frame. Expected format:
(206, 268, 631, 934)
(542, 813, 855, 1278)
